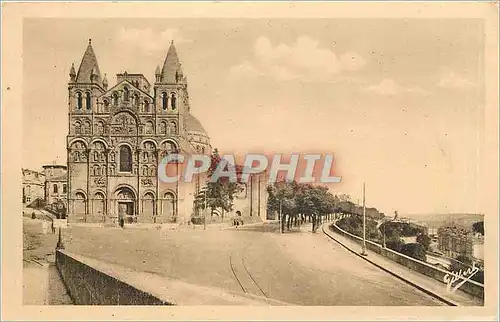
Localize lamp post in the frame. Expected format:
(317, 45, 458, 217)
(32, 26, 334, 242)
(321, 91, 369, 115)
(361, 182, 367, 256)
(279, 198, 283, 234)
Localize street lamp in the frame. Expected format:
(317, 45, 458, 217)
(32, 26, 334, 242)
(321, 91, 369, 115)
(279, 198, 282, 234)
(361, 182, 367, 256)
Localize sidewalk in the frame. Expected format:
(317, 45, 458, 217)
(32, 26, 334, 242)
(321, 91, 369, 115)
(23, 218, 73, 305)
(322, 223, 484, 306)
(23, 260, 73, 305)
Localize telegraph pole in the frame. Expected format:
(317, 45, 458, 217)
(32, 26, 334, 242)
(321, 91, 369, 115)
(361, 182, 367, 256)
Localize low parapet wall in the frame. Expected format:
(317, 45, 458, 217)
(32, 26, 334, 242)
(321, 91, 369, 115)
(56, 250, 169, 305)
(329, 223, 484, 300)
(56, 249, 286, 306)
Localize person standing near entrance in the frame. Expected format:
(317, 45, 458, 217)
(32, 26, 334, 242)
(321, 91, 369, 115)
(118, 203, 127, 228)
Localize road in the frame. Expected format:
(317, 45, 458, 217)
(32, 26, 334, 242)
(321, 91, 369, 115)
(61, 222, 444, 306)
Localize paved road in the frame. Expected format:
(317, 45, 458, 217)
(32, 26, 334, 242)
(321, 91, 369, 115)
(62, 223, 444, 306)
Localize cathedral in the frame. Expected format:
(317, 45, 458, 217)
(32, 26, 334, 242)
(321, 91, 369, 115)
(66, 39, 212, 226)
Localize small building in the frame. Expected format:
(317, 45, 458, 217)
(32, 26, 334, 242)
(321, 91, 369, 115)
(231, 172, 268, 222)
(22, 168, 45, 206)
(43, 164, 68, 206)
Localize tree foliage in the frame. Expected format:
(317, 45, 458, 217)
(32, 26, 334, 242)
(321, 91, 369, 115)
(399, 243, 427, 262)
(267, 181, 337, 232)
(204, 149, 244, 216)
(337, 215, 380, 241)
(472, 221, 484, 235)
(416, 232, 431, 251)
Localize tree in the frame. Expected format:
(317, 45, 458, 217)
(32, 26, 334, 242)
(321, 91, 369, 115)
(337, 214, 380, 241)
(385, 235, 404, 252)
(472, 221, 484, 235)
(295, 184, 336, 233)
(416, 232, 431, 251)
(267, 180, 299, 233)
(337, 200, 356, 215)
(399, 243, 427, 261)
(204, 149, 244, 224)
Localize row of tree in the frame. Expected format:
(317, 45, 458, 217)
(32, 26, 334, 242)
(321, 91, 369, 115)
(266, 181, 376, 233)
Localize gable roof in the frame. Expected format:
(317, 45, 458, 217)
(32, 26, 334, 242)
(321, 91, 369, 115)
(98, 79, 153, 100)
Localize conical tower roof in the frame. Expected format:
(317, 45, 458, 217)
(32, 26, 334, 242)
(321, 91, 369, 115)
(76, 39, 103, 87)
(69, 63, 76, 76)
(160, 41, 183, 83)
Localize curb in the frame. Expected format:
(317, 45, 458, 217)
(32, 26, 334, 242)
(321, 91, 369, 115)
(321, 223, 458, 307)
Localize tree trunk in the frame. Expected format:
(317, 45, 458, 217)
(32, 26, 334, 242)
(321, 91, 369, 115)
(281, 213, 286, 233)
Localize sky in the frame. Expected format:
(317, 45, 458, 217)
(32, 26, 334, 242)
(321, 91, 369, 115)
(22, 18, 485, 215)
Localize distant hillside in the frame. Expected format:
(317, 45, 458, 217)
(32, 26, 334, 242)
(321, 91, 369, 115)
(403, 213, 484, 229)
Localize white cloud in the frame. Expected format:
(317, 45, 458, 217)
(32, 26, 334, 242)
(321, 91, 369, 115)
(115, 28, 192, 54)
(438, 70, 475, 90)
(364, 79, 428, 96)
(230, 36, 365, 82)
(365, 79, 400, 96)
(229, 61, 261, 77)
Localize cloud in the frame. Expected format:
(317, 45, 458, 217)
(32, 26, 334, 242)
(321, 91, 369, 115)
(115, 28, 192, 55)
(230, 36, 365, 82)
(437, 70, 475, 90)
(364, 79, 428, 96)
(229, 61, 261, 77)
(365, 79, 400, 96)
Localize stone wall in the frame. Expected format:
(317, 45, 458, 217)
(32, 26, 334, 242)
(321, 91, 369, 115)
(330, 223, 484, 300)
(56, 250, 170, 305)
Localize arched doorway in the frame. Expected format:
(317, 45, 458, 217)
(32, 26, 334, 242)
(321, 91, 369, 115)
(162, 192, 176, 223)
(142, 192, 155, 219)
(74, 192, 87, 221)
(115, 187, 136, 224)
(93, 192, 106, 220)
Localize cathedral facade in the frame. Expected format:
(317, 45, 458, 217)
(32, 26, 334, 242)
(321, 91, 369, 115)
(66, 39, 211, 226)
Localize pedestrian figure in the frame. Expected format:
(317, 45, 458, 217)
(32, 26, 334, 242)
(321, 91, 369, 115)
(31, 211, 36, 219)
(51, 221, 56, 234)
